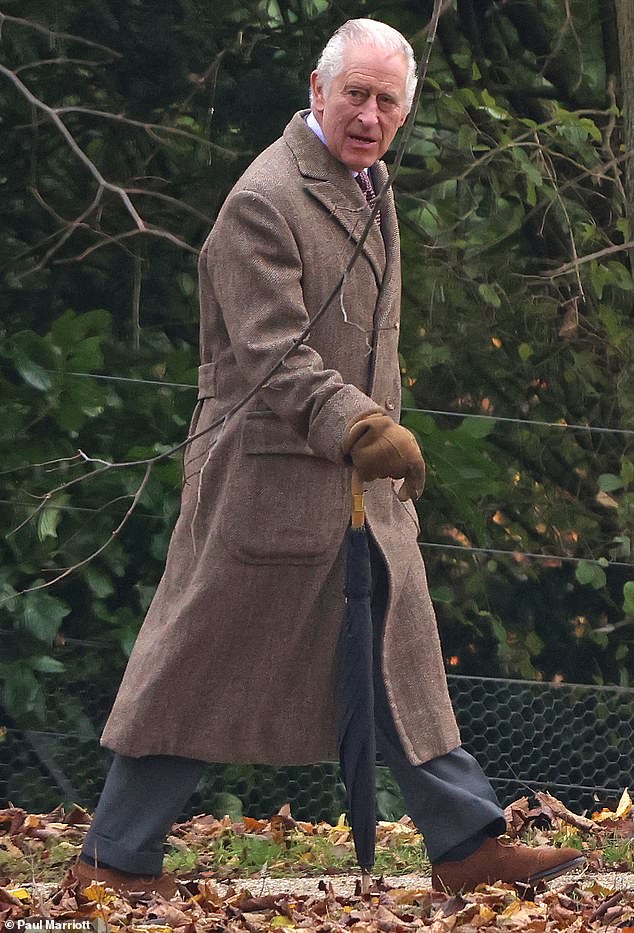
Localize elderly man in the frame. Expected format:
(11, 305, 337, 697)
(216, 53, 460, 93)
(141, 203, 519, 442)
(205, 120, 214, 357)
(71, 19, 582, 896)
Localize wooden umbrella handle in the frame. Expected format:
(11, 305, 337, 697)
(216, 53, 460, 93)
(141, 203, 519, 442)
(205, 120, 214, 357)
(351, 468, 365, 528)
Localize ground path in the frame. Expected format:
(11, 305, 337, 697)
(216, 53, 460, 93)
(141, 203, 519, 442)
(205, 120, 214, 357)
(211, 867, 632, 897)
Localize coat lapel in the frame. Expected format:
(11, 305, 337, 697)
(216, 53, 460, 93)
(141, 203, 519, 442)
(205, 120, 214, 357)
(283, 113, 402, 398)
(284, 113, 386, 286)
(370, 160, 400, 329)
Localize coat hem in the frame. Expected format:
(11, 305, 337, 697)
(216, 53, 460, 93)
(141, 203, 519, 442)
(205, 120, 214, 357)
(100, 738, 341, 768)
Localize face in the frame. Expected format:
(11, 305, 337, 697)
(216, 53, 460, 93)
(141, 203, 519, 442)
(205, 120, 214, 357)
(310, 44, 410, 172)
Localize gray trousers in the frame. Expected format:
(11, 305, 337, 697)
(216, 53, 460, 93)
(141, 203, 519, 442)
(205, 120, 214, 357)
(82, 541, 505, 875)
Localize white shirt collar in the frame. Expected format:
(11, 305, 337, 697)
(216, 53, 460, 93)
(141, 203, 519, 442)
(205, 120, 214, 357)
(306, 110, 327, 146)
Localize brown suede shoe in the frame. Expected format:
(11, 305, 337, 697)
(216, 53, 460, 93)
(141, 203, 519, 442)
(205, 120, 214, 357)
(68, 858, 179, 899)
(432, 837, 585, 894)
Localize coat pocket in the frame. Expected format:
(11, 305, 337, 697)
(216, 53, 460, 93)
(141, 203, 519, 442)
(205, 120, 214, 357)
(220, 411, 347, 565)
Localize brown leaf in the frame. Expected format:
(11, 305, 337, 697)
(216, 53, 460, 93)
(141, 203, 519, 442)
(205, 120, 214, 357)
(437, 895, 468, 918)
(270, 816, 291, 844)
(503, 798, 530, 837)
(243, 817, 270, 834)
(428, 916, 457, 932)
(0, 886, 27, 908)
(61, 805, 92, 827)
(0, 808, 27, 835)
(0, 837, 25, 859)
(534, 791, 598, 832)
(348, 923, 379, 933)
(195, 879, 226, 908)
(547, 903, 578, 923)
(375, 904, 403, 931)
(388, 889, 432, 908)
(151, 903, 195, 926)
(277, 804, 297, 825)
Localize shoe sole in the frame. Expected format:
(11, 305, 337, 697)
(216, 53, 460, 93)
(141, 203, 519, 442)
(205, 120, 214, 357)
(432, 855, 587, 895)
(525, 855, 586, 885)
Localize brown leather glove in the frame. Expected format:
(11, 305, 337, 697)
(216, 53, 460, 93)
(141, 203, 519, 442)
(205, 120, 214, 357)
(343, 413, 426, 501)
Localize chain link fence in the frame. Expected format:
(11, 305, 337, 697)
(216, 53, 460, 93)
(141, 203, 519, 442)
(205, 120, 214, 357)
(2, 658, 632, 821)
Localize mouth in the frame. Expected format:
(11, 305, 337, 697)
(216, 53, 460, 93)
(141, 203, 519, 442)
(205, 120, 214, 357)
(348, 134, 378, 146)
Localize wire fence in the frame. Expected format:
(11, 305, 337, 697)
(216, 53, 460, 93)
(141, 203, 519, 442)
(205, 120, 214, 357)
(2, 660, 632, 822)
(3, 367, 632, 820)
(0, 353, 629, 674)
(4, 364, 633, 572)
(29, 366, 634, 438)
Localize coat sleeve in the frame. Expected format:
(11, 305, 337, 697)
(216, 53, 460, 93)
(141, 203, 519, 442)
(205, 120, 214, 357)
(200, 188, 382, 463)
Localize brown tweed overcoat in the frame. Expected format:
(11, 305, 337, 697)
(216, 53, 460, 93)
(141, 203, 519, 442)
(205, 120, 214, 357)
(101, 111, 460, 767)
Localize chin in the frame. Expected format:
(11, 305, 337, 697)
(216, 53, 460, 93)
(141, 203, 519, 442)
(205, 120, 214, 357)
(345, 153, 374, 170)
(348, 149, 380, 168)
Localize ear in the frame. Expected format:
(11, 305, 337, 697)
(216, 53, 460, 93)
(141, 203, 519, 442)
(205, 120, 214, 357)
(310, 71, 326, 115)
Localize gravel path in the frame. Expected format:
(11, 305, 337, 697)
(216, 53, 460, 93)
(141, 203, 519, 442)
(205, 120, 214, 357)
(212, 868, 634, 897)
(16, 867, 634, 901)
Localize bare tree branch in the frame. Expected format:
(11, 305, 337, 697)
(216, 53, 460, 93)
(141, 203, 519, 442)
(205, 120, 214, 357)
(15, 57, 112, 75)
(1, 63, 147, 230)
(22, 186, 105, 276)
(543, 239, 634, 278)
(52, 227, 198, 263)
(132, 243, 143, 351)
(48, 105, 241, 158)
(2, 59, 231, 274)
(7, 1, 448, 597)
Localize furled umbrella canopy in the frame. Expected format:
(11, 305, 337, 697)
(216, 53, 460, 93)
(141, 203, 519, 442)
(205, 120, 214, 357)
(337, 470, 376, 893)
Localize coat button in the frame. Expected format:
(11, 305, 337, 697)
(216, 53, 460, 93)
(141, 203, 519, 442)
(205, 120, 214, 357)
(385, 397, 395, 411)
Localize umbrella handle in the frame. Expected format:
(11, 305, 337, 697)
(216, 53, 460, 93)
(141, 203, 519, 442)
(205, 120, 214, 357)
(351, 468, 365, 529)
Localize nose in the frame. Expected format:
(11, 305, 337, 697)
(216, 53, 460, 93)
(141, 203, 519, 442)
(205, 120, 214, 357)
(357, 95, 380, 123)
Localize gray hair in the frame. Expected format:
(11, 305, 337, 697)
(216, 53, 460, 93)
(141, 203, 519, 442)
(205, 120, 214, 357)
(310, 19, 417, 111)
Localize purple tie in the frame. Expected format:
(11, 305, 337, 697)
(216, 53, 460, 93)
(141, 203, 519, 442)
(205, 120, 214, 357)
(355, 171, 381, 226)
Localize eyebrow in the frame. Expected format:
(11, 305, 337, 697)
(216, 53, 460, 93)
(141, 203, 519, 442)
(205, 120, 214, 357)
(345, 84, 400, 105)
(346, 81, 398, 95)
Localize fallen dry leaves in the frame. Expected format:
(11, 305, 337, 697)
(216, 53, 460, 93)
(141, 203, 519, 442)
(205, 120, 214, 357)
(3, 873, 634, 932)
(1, 794, 634, 931)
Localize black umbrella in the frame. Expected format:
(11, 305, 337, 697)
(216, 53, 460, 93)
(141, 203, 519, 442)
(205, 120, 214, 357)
(337, 468, 376, 894)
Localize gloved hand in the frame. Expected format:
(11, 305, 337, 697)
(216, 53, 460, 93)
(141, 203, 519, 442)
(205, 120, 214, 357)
(343, 412, 426, 501)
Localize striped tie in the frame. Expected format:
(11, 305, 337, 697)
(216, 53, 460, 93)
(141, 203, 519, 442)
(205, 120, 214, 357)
(355, 170, 381, 226)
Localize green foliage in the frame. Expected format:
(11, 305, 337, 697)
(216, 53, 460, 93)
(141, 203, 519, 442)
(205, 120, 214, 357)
(396, 0, 634, 686)
(0, 0, 632, 769)
(0, 306, 195, 726)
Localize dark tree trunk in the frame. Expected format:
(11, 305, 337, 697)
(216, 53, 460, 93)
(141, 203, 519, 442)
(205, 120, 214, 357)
(615, 0, 634, 243)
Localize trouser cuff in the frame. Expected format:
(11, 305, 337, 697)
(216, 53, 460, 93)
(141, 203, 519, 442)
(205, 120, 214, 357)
(433, 816, 507, 864)
(81, 830, 164, 875)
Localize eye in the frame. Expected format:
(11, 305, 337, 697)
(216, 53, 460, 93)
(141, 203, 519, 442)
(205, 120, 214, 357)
(377, 95, 400, 114)
(346, 88, 367, 103)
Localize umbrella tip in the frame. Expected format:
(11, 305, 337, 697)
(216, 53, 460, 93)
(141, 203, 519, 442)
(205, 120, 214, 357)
(360, 869, 372, 896)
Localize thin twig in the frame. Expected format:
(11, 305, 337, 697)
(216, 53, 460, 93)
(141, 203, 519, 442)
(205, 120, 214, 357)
(538, 137, 585, 299)
(52, 226, 198, 263)
(23, 187, 104, 276)
(132, 244, 143, 351)
(543, 239, 634, 278)
(15, 56, 109, 74)
(15, 465, 153, 597)
(52, 106, 240, 157)
(0, 11, 121, 58)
